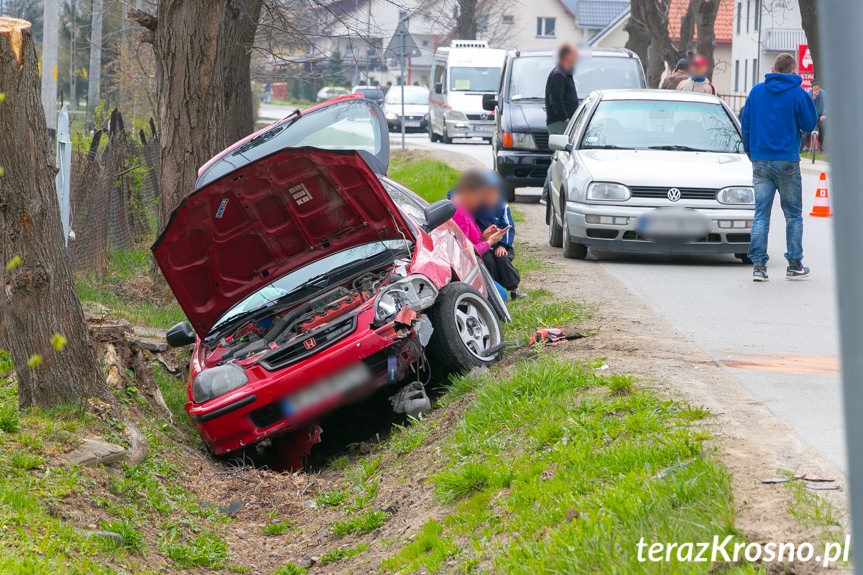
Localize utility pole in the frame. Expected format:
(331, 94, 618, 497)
(41, 0, 60, 131)
(384, 15, 421, 151)
(817, 2, 863, 574)
(86, 0, 104, 124)
(69, 0, 77, 110)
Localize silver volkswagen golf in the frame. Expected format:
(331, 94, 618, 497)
(546, 90, 754, 261)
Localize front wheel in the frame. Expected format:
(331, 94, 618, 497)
(548, 201, 563, 248)
(442, 126, 453, 144)
(426, 283, 503, 372)
(562, 220, 588, 259)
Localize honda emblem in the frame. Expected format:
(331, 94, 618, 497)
(303, 337, 317, 350)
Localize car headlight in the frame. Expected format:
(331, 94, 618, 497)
(502, 132, 537, 149)
(717, 186, 755, 205)
(385, 111, 398, 121)
(445, 110, 467, 122)
(374, 274, 439, 323)
(586, 182, 631, 202)
(192, 365, 249, 404)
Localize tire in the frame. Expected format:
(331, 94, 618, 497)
(562, 220, 588, 259)
(505, 183, 516, 203)
(428, 121, 438, 142)
(442, 126, 453, 144)
(479, 261, 512, 323)
(548, 200, 563, 248)
(426, 283, 503, 372)
(483, 137, 492, 143)
(735, 253, 753, 264)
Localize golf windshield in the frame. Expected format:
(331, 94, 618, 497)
(449, 67, 501, 92)
(581, 100, 744, 153)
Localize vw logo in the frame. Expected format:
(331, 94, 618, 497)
(667, 188, 682, 202)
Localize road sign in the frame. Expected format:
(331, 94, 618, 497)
(384, 20, 421, 59)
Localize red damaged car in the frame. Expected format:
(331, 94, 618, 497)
(153, 96, 510, 463)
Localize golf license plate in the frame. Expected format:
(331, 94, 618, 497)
(637, 208, 710, 242)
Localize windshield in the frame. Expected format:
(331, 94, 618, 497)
(213, 240, 409, 330)
(581, 100, 743, 153)
(507, 55, 643, 101)
(385, 87, 429, 105)
(449, 67, 501, 92)
(356, 88, 383, 98)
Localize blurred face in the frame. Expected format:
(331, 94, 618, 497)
(691, 62, 707, 78)
(812, 85, 821, 97)
(481, 184, 501, 208)
(454, 187, 483, 211)
(560, 45, 579, 72)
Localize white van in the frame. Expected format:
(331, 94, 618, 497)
(429, 40, 506, 143)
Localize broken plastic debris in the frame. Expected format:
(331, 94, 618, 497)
(390, 381, 431, 418)
(760, 477, 791, 484)
(805, 483, 841, 491)
(650, 459, 694, 481)
(794, 473, 834, 482)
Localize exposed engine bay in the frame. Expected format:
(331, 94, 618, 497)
(214, 270, 391, 365)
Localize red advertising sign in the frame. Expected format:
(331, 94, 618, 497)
(798, 44, 814, 89)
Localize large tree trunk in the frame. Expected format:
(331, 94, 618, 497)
(0, 17, 109, 409)
(797, 0, 819, 76)
(130, 0, 262, 233)
(456, 0, 477, 40)
(693, 0, 721, 79)
(644, 0, 679, 88)
(625, 0, 651, 75)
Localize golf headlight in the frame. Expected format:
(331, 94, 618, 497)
(385, 111, 398, 121)
(511, 133, 537, 149)
(717, 186, 755, 205)
(586, 182, 631, 201)
(445, 110, 467, 122)
(374, 275, 439, 323)
(192, 365, 248, 404)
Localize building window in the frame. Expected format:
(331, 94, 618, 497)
(736, 2, 741, 34)
(537, 17, 556, 38)
(746, 0, 750, 33)
(753, 0, 760, 30)
(502, 14, 514, 25)
(752, 58, 758, 85)
(735, 60, 740, 92)
(477, 15, 488, 32)
(744, 59, 749, 92)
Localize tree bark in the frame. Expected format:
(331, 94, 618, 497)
(456, 0, 477, 40)
(625, 0, 651, 75)
(0, 17, 109, 409)
(693, 0, 721, 79)
(644, 0, 679, 88)
(797, 0, 819, 76)
(129, 0, 262, 233)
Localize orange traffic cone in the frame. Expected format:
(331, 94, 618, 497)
(809, 172, 832, 217)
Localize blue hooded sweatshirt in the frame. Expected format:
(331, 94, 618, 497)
(741, 73, 818, 161)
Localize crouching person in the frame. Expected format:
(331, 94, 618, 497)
(476, 171, 524, 299)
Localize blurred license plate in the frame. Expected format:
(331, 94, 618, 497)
(404, 121, 420, 128)
(282, 363, 371, 416)
(637, 208, 710, 241)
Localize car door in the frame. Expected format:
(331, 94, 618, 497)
(549, 101, 591, 220)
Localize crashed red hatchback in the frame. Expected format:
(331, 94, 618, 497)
(153, 96, 509, 462)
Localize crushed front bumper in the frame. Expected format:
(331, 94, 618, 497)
(564, 203, 754, 254)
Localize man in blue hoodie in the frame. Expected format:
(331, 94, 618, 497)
(741, 53, 818, 282)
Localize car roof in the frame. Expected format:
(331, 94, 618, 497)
(508, 47, 637, 59)
(592, 89, 724, 104)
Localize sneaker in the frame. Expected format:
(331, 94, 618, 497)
(753, 265, 769, 282)
(510, 289, 529, 300)
(786, 263, 811, 280)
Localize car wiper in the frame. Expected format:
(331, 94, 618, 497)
(511, 96, 544, 101)
(648, 145, 710, 152)
(582, 144, 629, 150)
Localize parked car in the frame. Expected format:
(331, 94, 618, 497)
(383, 85, 430, 132)
(545, 90, 754, 260)
(316, 86, 349, 101)
(429, 40, 506, 143)
(351, 85, 385, 107)
(484, 48, 646, 201)
(153, 95, 509, 465)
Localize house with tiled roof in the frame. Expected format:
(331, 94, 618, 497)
(588, 0, 736, 95)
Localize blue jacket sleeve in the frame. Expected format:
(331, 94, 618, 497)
(740, 97, 751, 156)
(797, 90, 818, 133)
(500, 205, 515, 248)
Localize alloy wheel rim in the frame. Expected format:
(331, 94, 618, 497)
(453, 292, 500, 359)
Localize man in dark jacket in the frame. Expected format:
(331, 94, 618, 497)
(741, 52, 818, 282)
(802, 80, 827, 151)
(542, 43, 579, 201)
(660, 58, 690, 90)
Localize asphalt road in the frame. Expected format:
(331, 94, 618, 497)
(402, 133, 844, 473)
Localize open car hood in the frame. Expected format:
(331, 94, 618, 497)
(152, 147, 414, 336)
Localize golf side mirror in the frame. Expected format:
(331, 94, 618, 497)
(548, 134, 572, 153)
(482, 93, 497, 111)
(434, 83, 443, 94)
(166, 321, 196, 347)
(423, 199, 456, 232)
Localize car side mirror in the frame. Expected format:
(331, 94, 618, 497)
(434, 83, 443, 94)
(548, 134, 572, 153)
(423, 199, 456, 232)
(166, 321, 196, 347)
(482, 93, 497, 111)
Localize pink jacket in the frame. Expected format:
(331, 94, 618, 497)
(452, 205, 490, 255)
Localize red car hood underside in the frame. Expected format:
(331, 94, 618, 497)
(152, 148, 414, 336)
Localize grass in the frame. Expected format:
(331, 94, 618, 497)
(162, 531, 229, 568)
(329, 508, 391, 537)
(261, 519, 298, 536)
(382, 352, 740, 574)
(786, 478, 842, 529)
(319, 542, 369, 565)
(270, 563, 308, 575)
(75, 246, 186, 329)
(316, 487, 351, 508)
(389, 153, 459, 204)
(389, 417, 434, 455)
(504, 288, 591, 344)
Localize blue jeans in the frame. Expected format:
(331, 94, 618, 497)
(747, 160, 803, 265)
